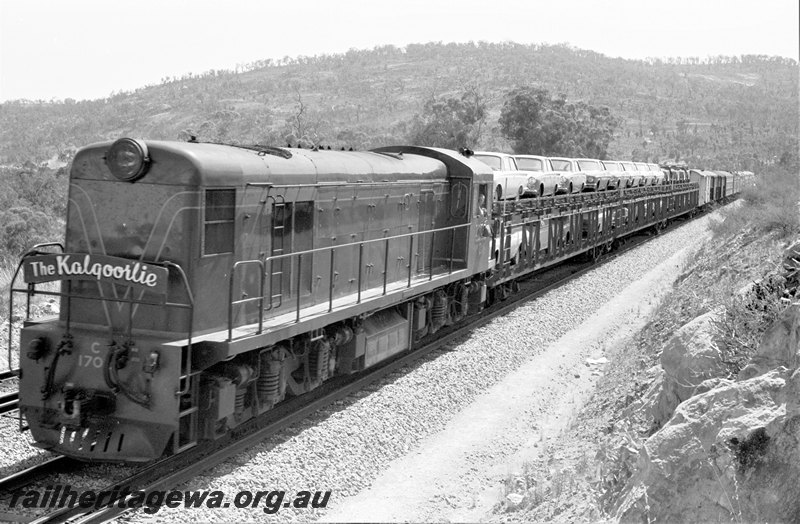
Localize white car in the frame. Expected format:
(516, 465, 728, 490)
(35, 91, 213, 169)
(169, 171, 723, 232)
(547, 157, 590, 192)
(647, 163, 666, 185)
(634, 162, 656, 185)
(473, 151, 533, 200)
(618, 161, 644, 187)
(601, 160, 629, 189)
(573, 158, 615, 191)
(512, 155, 570, 195)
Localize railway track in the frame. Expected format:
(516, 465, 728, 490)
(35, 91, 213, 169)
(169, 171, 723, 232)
(2, 213, 696, 523)
(0, 456, 75, 495)
(0, 370, 18, 381)
(0, 391, 19, 415)
(0, 369, 19, 415)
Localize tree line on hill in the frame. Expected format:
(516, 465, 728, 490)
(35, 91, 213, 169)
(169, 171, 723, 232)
(0, 41, 797, 271)
(1, 42, 796, 168)
(407, 85, 619, 160)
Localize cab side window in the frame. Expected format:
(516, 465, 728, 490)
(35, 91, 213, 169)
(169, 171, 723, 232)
(203, 189, 235, 255)
(450, 181, 469, 218)
(477, 184, 489, 216)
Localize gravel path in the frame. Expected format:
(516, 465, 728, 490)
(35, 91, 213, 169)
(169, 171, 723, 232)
(114, 214, 716, 523)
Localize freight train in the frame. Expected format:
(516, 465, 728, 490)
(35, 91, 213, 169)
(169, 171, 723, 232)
(9, 138, 738, 463)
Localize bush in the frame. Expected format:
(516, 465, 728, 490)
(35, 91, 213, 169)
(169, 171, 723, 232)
(0, 207, 64, 266)
(711, 167, 800, 238)
(714, 274, 787, 375)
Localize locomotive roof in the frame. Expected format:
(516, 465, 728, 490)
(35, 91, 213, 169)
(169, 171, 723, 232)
(72, 140, 459, 186)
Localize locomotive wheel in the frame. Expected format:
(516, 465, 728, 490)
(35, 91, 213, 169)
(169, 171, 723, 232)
(486, 287, 496, 307)
(589, 245, 603, 264)
(497, 284, 509, 302)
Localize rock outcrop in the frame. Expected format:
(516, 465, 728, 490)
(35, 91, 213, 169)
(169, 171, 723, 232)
(614, 304, 800, 523)
(616, 366, 800, 522)
(645, 307, 727, 428)
(740, 303, 800, 379)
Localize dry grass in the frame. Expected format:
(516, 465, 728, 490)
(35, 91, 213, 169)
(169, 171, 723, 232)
(706, 167, 799, 374)
(710, 167, 800, 239)
(714, 274, 788, 376)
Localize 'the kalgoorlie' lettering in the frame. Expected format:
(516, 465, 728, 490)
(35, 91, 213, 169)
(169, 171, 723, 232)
(48, 255, 159, 287)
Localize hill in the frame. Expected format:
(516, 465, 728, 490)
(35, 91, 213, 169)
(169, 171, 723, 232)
(1, 42, 797, 171)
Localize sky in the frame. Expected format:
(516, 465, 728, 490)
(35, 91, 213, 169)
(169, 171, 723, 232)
(1, 0, 798, 102)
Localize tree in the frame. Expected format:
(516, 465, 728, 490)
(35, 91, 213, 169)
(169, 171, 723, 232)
(407, 90, 487, 149)
(283, 86, 324, 146)
(498, 86, 619, 158)
(0, 207, 63, 262)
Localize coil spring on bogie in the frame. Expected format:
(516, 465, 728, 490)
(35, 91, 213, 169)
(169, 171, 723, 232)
(432, 291, 448, 330)
(257, 353, 281, 402)
(308, 340, 331, 382)
(234, 388, 246, 417)
(257, 371, 280, 401)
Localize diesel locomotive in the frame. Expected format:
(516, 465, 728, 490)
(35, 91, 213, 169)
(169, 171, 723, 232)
(9, 138, 733, 463)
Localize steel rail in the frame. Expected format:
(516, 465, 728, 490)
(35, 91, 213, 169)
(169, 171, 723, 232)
(0, 390, 19, 414)
(0, 456, 75, 495)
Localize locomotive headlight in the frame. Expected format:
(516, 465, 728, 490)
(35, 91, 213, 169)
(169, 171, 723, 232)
(143, 350, 160, 374)
(105, 138, 150, 181)
(27, 337, 48, 360)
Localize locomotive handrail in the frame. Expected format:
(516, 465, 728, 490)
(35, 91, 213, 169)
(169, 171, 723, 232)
(7, 242, 64, 374)
(161, 261, 196, 397)
(228, 260, 266, 341)
(225, 221, 473, 340)
(256, 222, 472, 266)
